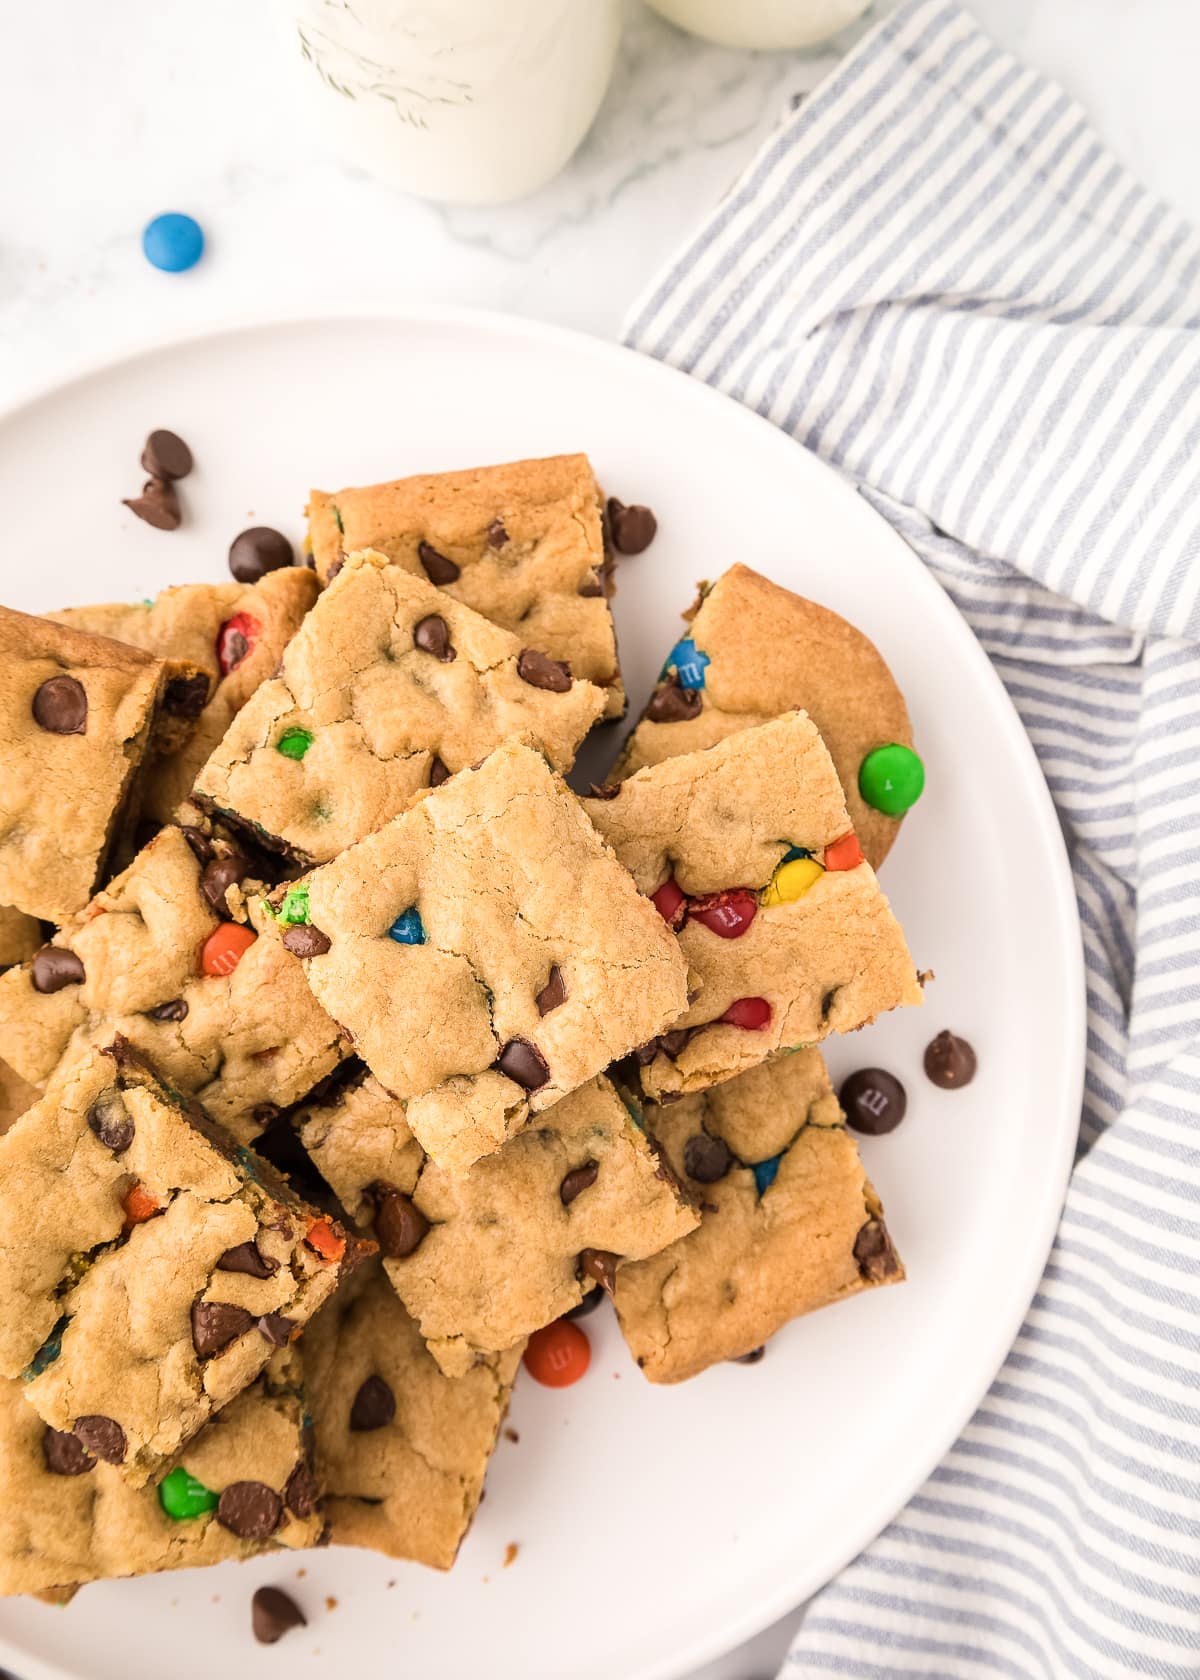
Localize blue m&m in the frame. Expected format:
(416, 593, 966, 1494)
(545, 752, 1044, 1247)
(662, 639, 710, 690)
(387, 907, 425, 945)
(752, 1155, 781, 1196)
(142, 213, 204, 273)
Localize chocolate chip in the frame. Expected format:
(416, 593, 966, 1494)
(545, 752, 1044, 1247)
(417, 541, 460, 586)
(732, 1346, 766, 1365)
(577, 569, 605, 597)
(257, 1313, 296, 1347)
(73, 1415, 126, 1465)
(200, 854, 250, 917)
(559, 1161, 598, 1206)
(633, 1040, 659, 1067)
(191, 1298, 255, 1358)
(252, 1585, 306, 1645)
(281, 924, 331, 958)
(252, 1102, 281, 1127)
(349, 1375, 395, 1432)
(218, 1481, 283, 1541)
(284, 1461, 317, 1520)
(164, 672, 210, 718)
(854, 1219, 901, 1282)
(31, 945, 84, 993)
(683, 1133, 733, 1184)
(141, 429, 193, 481)
(414, 614, 456, 662)
(42, 1425, 97, 1476)
(229, 526, 294, 584)
(179, 825, 214, 864)
(646, 680, 702, 723)
(658, 1028, 693, 1060)
(923, 1030, 977, 1089)
(147, 996, 188, 1023)
(840, 1068, 907, 1135)
(32, 675, 87, 735)
(588, 782, 621, 800)
(496, 1038, 550, 1093)
(536, 964, 567, 1016)
(517, 648, 571, 692)
(606, 498, 657, 554)
(86, 1091, 134, 1155)
(578, 1247, 619, 1294)
(429, 755, 451, 787)
(217, 1240, 278, 1279)
(327, 557, 345, 582)
(486, 519, 508, 549)
(124, 476, 181, 530)
(373, 1187, 429, 1258)
(566, 1289, 604, 1320)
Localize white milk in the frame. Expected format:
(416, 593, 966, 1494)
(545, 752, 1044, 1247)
(645, 0, 872, 51)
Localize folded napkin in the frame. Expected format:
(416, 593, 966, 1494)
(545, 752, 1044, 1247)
(626, 4, 1200, 1674)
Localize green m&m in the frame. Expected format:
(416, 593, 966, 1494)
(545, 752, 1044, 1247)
(276, 884, 312, 925)
(859, 744, 925, 816)
(276, 726, 314, 761)
(158, 1466, 218, 1520)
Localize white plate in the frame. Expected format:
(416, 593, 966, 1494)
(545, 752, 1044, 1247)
(0, 310, 1083, 1680)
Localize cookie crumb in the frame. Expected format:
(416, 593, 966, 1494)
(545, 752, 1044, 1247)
(503, 1427, 519, 1444)
(325, 1596, 338, 1612)
(503, 1542, 519, 1568)
(917, 968, 935, 987)
(296, 1567, 307, 1578)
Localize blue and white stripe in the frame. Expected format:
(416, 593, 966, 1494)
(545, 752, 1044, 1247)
(626, 3, 1200, 1674)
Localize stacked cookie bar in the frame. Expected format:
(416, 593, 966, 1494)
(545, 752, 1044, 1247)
(0, 453, 925, 1614)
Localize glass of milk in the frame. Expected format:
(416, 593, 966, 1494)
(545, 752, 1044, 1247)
(275, 0, 622, 205)
(645, 0, 872, 51)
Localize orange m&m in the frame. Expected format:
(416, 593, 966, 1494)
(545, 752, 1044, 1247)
(200, 922, 256, 977)
(523, 1319, 591, 1388)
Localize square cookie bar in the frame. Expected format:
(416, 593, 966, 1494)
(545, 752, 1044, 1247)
(307, 453, 623, 717)
(53, 568, 318, 825)
(0, 607, 165, 923)
(0, 1351, 320, 1598)
(613, 1050, 903, 1381)
(287, 738, 690, 1173)
(612, 564, 919, 870)
(585, 712, 922, 1102)
(297, 1070, 698, 1377)
(0, 1042, 357, 1484)
(0, 824, 348, 1143)
(195, 550, 606, 864)
(304, 1260, 519, 1568)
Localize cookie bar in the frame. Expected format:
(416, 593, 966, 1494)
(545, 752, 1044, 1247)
(305, 1260, 518, 1568)
(288, 738, 690, 1173)
(612, 1050, 903, 1382)
(0, 1350, 320, 1598)
(0, 1042, 356, 1484)
(584, 712, 922, 1101)
(194, 550, 607, 865)
(307, 453, 623, 718)
(612, 564, 916, 869)
(0, 824, 347, 1142)
(53, 568, 318, 825)
(297, 1070, 698, 1377)
(0, 606, 165, 923)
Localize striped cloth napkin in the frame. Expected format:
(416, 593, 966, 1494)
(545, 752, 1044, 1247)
(625, 3, 1200, 1676)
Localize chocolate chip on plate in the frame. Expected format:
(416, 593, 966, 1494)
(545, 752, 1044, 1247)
(854, 1218, 902, 1283)
(284, 1461, 318, 1520)
(191, 1298, 255, 1358)
(606, 498, 657, 554)
(517, 648, 571, 692)
(495, 1037, 550, 1093)
(373, 1187, 429, 1259)
(281, 923, 331, 958)
(251, 1584, 307, 1646)
(228, 526, 294, 583)
(218, 1481, 283, 1541)
(216, 1239, 278, 1279)
(32, 675, 87, 735)
(924, 1030, 977, 1089)
(147, 996, 188, 1023)
(124, 477, 181, 531)
(683, 1133, 734, 1184)
(559, 1161, 598, 1206)
(42, 1425, 97, 1477)
(731, 1346, 766, 1365)
(141, 429, 193, 482)
(73, 1414, 127, 1465)
(417, 541, 460, 586)
(840, 1067, 907, 1135)
(86, 1091, 134, 1154)
(414, 614, 456, 662)
(535, 963, 567, 1015)
(577, 1247, 619, 1294)
(645, 679, 702, 724)
(31, 945, 85, 993)
(349, 1374, 396, 1433)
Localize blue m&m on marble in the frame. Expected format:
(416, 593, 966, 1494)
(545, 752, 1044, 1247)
(662, 639, 710, 690)
(142, 213, 204, 273)
(387, 907, 425, 945)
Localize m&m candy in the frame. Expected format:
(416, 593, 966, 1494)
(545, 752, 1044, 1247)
(762, 856, 823, 906)
(158, 1466, 218, 1520)
(523, 1319, 591, 1387)
(859, 744, 925, 816)
(200, 922, 256, 977)
(276, 727, 314, 761)
(662, 639, 710, 690)
(752, 1154, 782, 1196)
(388, 907, 425, 945)
(142, 212, 204, 274)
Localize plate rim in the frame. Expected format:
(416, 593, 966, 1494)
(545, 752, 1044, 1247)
(0, 304, 1086, 1680)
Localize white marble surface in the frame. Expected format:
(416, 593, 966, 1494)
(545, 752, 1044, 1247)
(2, 1, 1198, 1675)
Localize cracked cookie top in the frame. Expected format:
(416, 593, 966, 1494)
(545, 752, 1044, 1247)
(306, 452, 623, 718)
(297, 1070, 698, 1378)
(284, 738, 691, 1174)
(195, 550, 607, 864)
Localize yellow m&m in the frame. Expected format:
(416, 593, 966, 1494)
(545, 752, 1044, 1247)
(762, 855, 824, 906)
